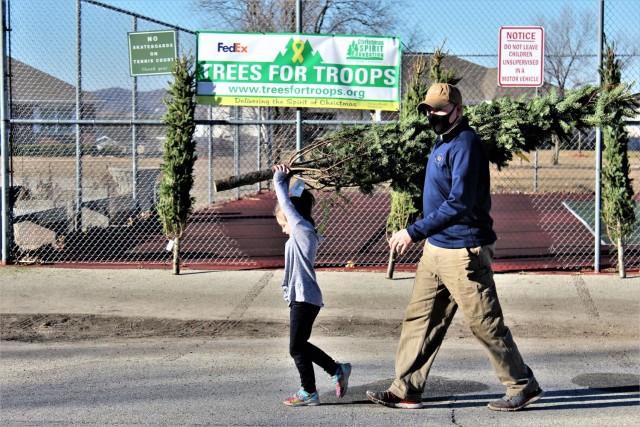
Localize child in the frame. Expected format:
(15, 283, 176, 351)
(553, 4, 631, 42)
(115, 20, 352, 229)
(272, 163, 351, 407)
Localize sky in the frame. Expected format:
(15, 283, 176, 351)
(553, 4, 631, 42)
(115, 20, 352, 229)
(6, 0, 640, 91)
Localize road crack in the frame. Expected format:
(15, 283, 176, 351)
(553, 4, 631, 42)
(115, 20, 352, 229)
(572, 275, 600, 319)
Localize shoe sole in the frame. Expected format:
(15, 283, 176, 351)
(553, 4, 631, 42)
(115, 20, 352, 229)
(487, 389, 545, 412)
(366, 391, 424, 409)
(283, 400, 320, 407)
(337, 363, 352, 398)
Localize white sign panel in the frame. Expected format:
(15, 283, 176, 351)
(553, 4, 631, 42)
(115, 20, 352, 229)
(498, 26, 544, 87)
(196, 32, 401, 111)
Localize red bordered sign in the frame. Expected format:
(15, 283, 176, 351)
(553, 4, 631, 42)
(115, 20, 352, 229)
(498, 26, 544, 87)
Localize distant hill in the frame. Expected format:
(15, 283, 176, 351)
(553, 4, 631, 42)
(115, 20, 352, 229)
(91, 87, 167, 117)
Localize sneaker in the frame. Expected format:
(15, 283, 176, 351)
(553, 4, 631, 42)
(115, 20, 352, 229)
(366, 390, 424, 409)
(487, 387, 544, 411)
(283, 389, 320, 407)
(332, 363, 352, 398)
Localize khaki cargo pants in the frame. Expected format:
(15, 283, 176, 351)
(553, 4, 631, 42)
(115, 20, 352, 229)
(389, 241, 539, 399)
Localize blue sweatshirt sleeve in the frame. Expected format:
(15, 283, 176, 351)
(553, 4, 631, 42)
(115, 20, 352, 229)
(406, 137, 480, 242)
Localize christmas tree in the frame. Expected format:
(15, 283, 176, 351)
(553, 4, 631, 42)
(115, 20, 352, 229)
(157, 53, 197, 275)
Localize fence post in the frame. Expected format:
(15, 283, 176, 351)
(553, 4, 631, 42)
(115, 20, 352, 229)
(594, 0, 605, 272)
(295, 0, 302, 154)
(266, 107, 272, 190)
(534, 149, 538, 192)
(257, 106, 262, 192)
(1, 0, 10, 263)
(75, 0, 83, 232)
(234, 105, 240, 199)
(132, 16, 138, 213)
(208, 105, 213, 204)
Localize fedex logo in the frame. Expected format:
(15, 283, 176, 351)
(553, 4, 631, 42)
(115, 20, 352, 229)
(217, 42, 248, 53)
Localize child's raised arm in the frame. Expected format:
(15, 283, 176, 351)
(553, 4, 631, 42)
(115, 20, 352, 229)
(273, 164, 304, 227)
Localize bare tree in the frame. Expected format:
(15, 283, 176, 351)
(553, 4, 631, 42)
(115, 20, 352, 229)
(195, 0, 396, 34)
(536, 6, 597, 166)
(537, 5, 597, 94)
(398, 22, 428, 53)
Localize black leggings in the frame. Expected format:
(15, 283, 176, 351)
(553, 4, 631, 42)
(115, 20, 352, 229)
(289, 301, 339, 394)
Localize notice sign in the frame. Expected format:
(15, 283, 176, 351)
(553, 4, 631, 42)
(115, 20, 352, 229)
(128, 30, 177, 76)
(196, 32, 401, 111)
(498, 26, 544, 87)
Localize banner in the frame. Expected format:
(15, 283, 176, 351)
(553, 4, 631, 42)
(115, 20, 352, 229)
(196, 32, 401, 111)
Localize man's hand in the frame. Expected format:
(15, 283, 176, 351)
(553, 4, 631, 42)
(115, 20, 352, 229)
(389, 229, 413, 255)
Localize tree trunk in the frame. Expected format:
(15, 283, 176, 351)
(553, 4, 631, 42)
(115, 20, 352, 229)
(617, 220, 626, 278)
(213, 169, 273, 192)
(173, 236, 180, 275)
(385, 249, 396, 279)
(552, 134, 560, 165)
(578, 131, 582, 154)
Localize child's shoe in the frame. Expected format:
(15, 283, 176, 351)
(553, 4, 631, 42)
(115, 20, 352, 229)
(283, 389, 320, 406)
(332, 362, 352, 398)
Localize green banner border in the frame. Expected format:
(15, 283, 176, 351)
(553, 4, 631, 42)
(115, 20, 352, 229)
(196, 31, 401, 111)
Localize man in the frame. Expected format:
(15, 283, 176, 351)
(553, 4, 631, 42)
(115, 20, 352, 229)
(366, 83, 543, 411)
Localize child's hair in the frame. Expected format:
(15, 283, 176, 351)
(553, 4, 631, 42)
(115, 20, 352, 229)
(275, 189, 316, 227)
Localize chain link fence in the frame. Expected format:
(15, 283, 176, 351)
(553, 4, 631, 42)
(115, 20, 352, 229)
(2, 0, 639, 271)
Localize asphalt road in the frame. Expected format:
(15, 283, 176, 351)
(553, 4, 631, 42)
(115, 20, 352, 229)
(0, 267, 639, 426)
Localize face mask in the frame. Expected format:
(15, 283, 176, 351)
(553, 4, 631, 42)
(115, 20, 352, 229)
(428, 107, 457, 135)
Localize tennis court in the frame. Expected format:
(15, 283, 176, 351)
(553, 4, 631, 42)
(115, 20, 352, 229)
(562, 201, 640, 245)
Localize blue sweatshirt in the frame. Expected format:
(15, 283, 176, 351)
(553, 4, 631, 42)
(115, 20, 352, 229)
(274, 171, 324, 307)
(406, 117, 497, 248)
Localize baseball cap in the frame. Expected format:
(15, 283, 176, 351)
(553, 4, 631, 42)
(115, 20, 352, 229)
(417, 83, 463, 112)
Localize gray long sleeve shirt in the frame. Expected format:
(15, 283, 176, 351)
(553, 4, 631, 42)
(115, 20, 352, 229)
(274, 171, 324, 307)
